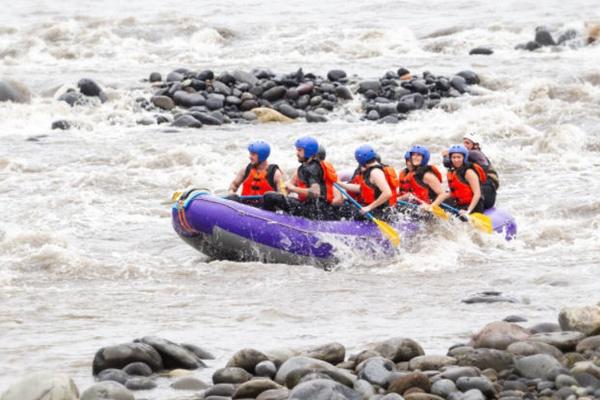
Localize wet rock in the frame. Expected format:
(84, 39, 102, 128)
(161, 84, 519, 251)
(196, 70, 214, 81)
(456, 377, 496, 398)
(379, 115, 400, 124)
(78, 78, 107, 102)
(367, 110, 380, 120)
(504, 315, 528, 323)
(555, 374, 578, 388)
(205, 96, 224, 110)
(242, 111, 258, 121)
(166, 71, 184, 82)
(51, 120, 71, 130)
(450, 76, 468, 93)
(529, 322, 561, 334)
(288, 379, 361, 400)
(155, 114, 170, 124)
(255, 360, 277, 378)
(124, 377, 156, 390)
(262, 86, 287, 102)
(151, 95, 175, 110)
(252, 107, 292, 123)
(301, 343, 346, 365)
(172, 114, 203, 128)
(232, 70, 259, 86)
(173, 91, 205, 107)
(306, 111, 327, 123)
(535, 27, 556, 46)
(217, 71, 236, 85)
(376, 103, 399, 117)
(431, 379, 457, 398)
(506, 341, 565, 362)
(409, 355, 457, 371)
(514, 354, 562, 380)
(471, 321, 531, 350)
(98, 369, 129, 385)
(149, 72, 162, 82)
(438, 366, 480, 382)
(213, 367, 253, 384)
(573, 371, 600, 389)
(388, 372, 431, 395)
(93, 342, 163, 375)
(462, 291, 517, 304)
(469, 47, 493, 55)
(571, 361, 600, 380)
(227, 348, 270, 373)
(297, 82, 314, 95)
(370, 338, 425, 363)
(524, 41, 542, 51)
(335, 86, 353, 100)
(139, 336, 202, 370)
(410, 80, 429, 95)
(275, 356, 341, 385)
(455, 348, 514, 371)
(211, 81, 231, 96)
(354, 379, 375, 399)
(240, 99, 259, 111)
(257, 388, 290, 400)
(190, 111, 222, 126)
(327, 70, 347, 82)
(398, 93, 424, 111)
(461, 388, 485, 400)
(80, 382, 134, 400)
(559, 305, 600, 336)
(576, 335, 600, 354)
(0, 79, 31, 103)
(528, 331, 586, 352)
(58, 90, 86, 107)
(171, 376, 209, 390)
(557, 29, 578, 45)
(277, 103, 300, 119)
(358, 81, 381, 94)
(225, 95, 242, 105)
(357, 357, 395, 387)
(233, 378, 283, 399)
(0, 372, 79, 400)
(204, 383, 236, 397)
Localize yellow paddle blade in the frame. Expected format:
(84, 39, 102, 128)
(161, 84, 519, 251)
(373, 218, 401, 247)
(431, 205, 450, 220)
(171, 191, 183, 202)
(469, 213, 493, 234)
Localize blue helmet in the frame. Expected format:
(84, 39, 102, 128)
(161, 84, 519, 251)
(448, 144, 469, 163)
(355, 144, 377, 166)
(295, 136, 319, 158)
(248, 140, 270, 162)
(404, 151, 410, 161)
(409, 144, 430, 166)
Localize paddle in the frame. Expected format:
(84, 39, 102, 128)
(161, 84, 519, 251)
(396, 200, 449, 220)
(333, 183, 400, 247)
(440, 203, 493, 234)
(171, 191, 263, 202)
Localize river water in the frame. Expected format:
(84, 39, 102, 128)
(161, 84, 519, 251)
(1, 0, 599, 396)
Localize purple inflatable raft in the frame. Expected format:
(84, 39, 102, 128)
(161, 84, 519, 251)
(172, 190, 517, 267)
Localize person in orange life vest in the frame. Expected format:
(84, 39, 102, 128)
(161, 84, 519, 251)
(398, 145, 444, 205)
(227, 140, 285, 205)
(397, 151, 413, 198)
(263, 136, 340, 219)
(336, 145, 396, 220)
(430, 144, 487, 216)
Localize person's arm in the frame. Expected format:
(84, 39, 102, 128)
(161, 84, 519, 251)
(330, 187, 344, 206)
(361, 169, 391, 214)
(273, 169, 287, 195)
(228, 167, 246, 194)
(336, 181, 360, 193)
(423, 172, 444, 196)
(464, 169, 481, 214)
(430, 191, 451, 209)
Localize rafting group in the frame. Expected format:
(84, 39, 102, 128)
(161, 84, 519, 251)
(226, 134, 499, 224)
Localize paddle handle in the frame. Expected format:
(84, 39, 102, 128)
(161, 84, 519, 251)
(333, 183, 374, 221)
(396, 200, 419, 209)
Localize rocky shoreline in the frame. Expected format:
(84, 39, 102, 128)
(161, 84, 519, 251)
(2, 304, 600, 400)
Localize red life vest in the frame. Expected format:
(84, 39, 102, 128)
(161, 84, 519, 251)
(398, 167, 411, 196)
(296, 160, 338, 203)
(407, 165, 443, 204)
(447, 163, 487, 206)
(348, 166, 363, 201)
(241, 163, 279, 196)
(359, 164, 397, 207)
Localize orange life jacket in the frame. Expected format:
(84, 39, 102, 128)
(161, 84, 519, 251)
(297, 160, 337, 203)
(447, 163, 487, 207)
(407, 165, 443, 204)
(241, 163, 279, 196)
(398, 167, 411, 196)
(349, 166, 363, 201)
(359, 164, 397, 207)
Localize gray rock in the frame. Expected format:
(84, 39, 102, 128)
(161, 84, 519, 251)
(0, 372, 79, 400)
(367, 110, 380, 120)
(166, 71, 184, 82)
(262, 86, 287, 102)
(503, 315, 528, 323)
(456, 71, 480, 85)
(93, 342, 163, 375)
(191, 112, 222, 126)
(302, 343, 346, 365)
(276, 357, 352, 386)
(559, 306, 600, 336)
(461, 292, 518, 304)
(528, 331, 585, 352)
(98, 369, 129, 384)
(576, 335, 600, 353)
(470, 321, 530, 350)
(506, 341, 564, 362)
(378, 115, 399, 124)
(555, 386, 575, 399)
(455, 348, 514, 372)
(408, 355, 456, 371)
(139, 336, 202, 370)
(524, 41, 542, 51)
(226, 95, 242, 105)
(469, 47, 493, 55)
(387, 372, 431, 395)
(58, 91, 86, 106)
(335, 86, 353, 100)
(535, 28, 556, 46)
(438, 366, 480, 382)
(233, 378, 283, 399)
(557, 29, 578, 45)
(573, 371, 600, 389)
(204, 383, 236, 397)
(555, 374, 578, 388)
(232, 70, 259, 86)
(205, 396, 231, 400)
(213, 367, 253, 384)
(255, 360, 277, 378)
(124, 377, 156, 390)
(149, 72, 161, 82)
(227, 348, 270, 373)
(354, 379, 375, 398)
(151, 95, 175, 110)
(431, 379, 457, 398)
(358, 81, 381, 94)
(171, 376, 209, 390)
(289, 379, 361, 400)
(172, 114, 203, 128)
(205, 96, 224, 110)
(242, 111, 258, 121)
(0, 80, 31, 103)
(78, 78, 106, 102)
(514, 354, 563, 380)
(370, 338, 424, 363)
(277, 103, 300, 119)
(357, 357, 395, 387)
(240, 99, 259, 111)
(456, 377, 496, 398)
(381, 394, 405, 400)
(257, 388, 290, 400)
(122, 362, 152, 377)
(528, 322, 561, 334)
(327, 70, 347, 82)
(212, 80, 232, 96)
(306, 111, 327, 123)
(376, 103, 398, 117)
(80, 382, 134, 400)
(297, 82, 314, 95)
(571, 361, 600, 380)
(398, 93, 424, 111)
(450, 76, 468, 94)
(461, 388, 485, 400)
(51, 120, 71, 130)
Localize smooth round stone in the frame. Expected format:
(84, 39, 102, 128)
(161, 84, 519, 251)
(506, 341, 564, 362)
(225, 95, 241, 105)
(166, 71, 184, 82)
(257, 388, 290, 400)
(450, 76, 468, 93)
(357, 357, 395, 387)
(438, 366, 480, 382)
(125, 377, 156, 390)
(205, 97, 224, 110)
(576, 335, 600, 353)
(529, 322, 561, 334)
(81, 382, 134, 400)
(255, 360, 277, 378)
(151, 95, 175, 110)
(454, 348, 514, 372)
(306, 111, 327, 123)
(319, 100, 334, 110)
(376, 103, 398, 117)
(212, 80, 232, 96)
(334, 86, 353, 100)
(471, 321, 531, 350)
(98, 369, 129, 385)
(559, 306, 600, 336)
(262, 86, 287, 101)
(469, 47, 493, 55)
(556, 374, 578, 388)
(409, 356, 457, 371)
(204, 383, 236, 397)
(388, 372, 431, 395)
(431, 379, 457, 397)
(217, 71, 236, 85)
(196, 70, 214, 81)
(171, 376, 209, 390)
(457, 70, 480, 85)
(51, 120, 71, 130)
(358, 80, 381, 94)
(462, 388, 485, 400)
(378, 115, 400, 124)
(502, 380, 528, 392)
(288, 379, 361, 400)
(240, 99, 259, 111)
(514, 354, 562, 380)
(77, 78, 103, 97)
(213, 367, 253, 384)
(535, 28, 556, 46)
(366, 110, 380, 120)
(370, 338, 424, 363)
(456, 377, 496, 398)
(410, 80, 429, 94)
(58, 91, 85, 106)
(528, 331, 586, 352)
(227, 348, 269, 373)
(0, 372, 78, 400)
(171, 114, 202, 128)
(233, 378, 283, 399)
(327, 69, 347, 82)
(241, 111, 258, 121)
(93, 342, 164, 375)
(191, 111, 222, 126)
(277, 103, 300, 119)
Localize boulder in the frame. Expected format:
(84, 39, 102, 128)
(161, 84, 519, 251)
(301, 342, 346, 365)
(213, 367, 253, 384)
(470, 321, 531, 350)
(559, 306, 600, 336)
(80, 382, 134, 400)
(0, 372, 79, 400)
(172, 114, 202, 128)
(288, 379, 361, 400)
(370, 338, 425, 363)
(357, 356, 395, 387)
(92, 342, 163, 375)
(514, 354, 563, 380)
(227, 348, 270, 373)
(327, 70, 347, 82)
(257, 388, 290, 400)
(98, 369, 129, 384)
(233, 378, 283, 399)
(576, 335, 600, 354)
(151, 95, 175, 110)
(469, 47, 493, 55)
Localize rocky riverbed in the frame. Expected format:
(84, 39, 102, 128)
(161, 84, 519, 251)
(3, 304, 600, 400)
